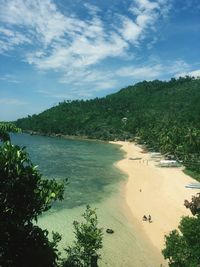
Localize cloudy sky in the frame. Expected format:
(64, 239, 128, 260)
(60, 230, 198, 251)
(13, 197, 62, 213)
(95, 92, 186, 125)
(0, 0, 200, 120)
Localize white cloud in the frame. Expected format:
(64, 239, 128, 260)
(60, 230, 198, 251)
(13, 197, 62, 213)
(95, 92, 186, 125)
(84, 3, 101, 16)
(0, 0, 170, 68)
(118, 16, 141, 43)
(176, 69, 200, 78)
(0, 0, 70, 45)
(167, 59, 189, 74)
(60, 68, 113, 85)
(57, 68, 117, 98)
(94, 80, 117, 91)
(116, 0, 171, 47)
(26, 22, 128, 71)
(37, 67, 118, 99)
(0, 0, 172, 99)
(0, 26, 31, 53)
(0, 74, 21, 83)
(36, 58, 193, 100)
(0, 27, 14, 36)
(117, 64, 163, 79)
(134, 0, 159, 11)
(116, 59, 190, 80)
(0, 98, 27, 105)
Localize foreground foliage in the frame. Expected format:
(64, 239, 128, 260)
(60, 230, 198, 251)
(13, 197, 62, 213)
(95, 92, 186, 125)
(1, 123, 104, 267)
(0, 122, 21, 142)
(0, 124, 64, 267)
(62, 205, 103, 267)
(162, 194, 200, 267)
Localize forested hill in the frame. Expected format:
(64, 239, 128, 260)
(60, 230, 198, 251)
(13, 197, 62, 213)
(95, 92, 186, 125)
(16, 77, 200, 173)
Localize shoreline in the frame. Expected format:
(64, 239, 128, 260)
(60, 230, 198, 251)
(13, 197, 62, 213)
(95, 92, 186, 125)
(111, 141, 199, 265)
(22, 130, 108, 143)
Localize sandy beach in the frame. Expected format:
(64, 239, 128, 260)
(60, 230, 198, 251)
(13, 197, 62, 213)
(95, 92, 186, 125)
(111, 141, 199, 265)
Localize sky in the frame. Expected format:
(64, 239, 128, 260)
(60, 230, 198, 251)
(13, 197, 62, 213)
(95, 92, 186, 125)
(0, 0, 200, 121)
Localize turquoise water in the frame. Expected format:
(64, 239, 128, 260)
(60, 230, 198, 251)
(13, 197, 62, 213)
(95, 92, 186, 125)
(11, 133, 163, 267)
(11, 133, 125, 210)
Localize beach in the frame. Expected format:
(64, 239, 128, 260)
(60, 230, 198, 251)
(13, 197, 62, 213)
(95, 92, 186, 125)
(111, 141, 199, 265)
(32, 134, 199, 267)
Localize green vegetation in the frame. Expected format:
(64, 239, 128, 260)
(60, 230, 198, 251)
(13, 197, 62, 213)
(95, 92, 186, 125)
(0, 122, 21, 142)
(16, 77, 200, 174)
(162, 215, 200, 267)
(0, 123, 64, 267)
(0, 123, 103, 267)
(2, 74, 200, 265)
(184, 169, 200, 183)
(162, 194, 200, 266)
(62, 205, 103, 267)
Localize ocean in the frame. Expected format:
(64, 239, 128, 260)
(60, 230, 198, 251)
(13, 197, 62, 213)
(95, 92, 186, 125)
(11, 133, 161, 267)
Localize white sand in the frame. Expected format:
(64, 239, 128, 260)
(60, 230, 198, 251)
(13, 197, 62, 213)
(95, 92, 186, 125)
(111, 141, 199, 263)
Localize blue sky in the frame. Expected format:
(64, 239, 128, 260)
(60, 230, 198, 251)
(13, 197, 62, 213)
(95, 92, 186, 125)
(0, 0, 200, 121)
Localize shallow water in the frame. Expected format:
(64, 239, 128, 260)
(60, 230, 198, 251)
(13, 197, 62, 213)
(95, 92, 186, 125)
(11, 133, 162, 267)
(11, 133, 125, 209)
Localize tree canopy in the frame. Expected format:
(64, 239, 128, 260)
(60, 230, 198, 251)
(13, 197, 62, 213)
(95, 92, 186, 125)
(15, 77, 200, 175)
(62, 205, 103, 267)
(0, 122, 21, 142)
(0, 123, 64, 267)
(162, 194, 200, 267)
(0, 124, 103, 267)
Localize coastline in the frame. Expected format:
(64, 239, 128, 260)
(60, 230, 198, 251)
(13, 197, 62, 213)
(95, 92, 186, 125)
(22, 132, 164, 266)
(23, 130, 107, 143)
(111, 141, 199, 265)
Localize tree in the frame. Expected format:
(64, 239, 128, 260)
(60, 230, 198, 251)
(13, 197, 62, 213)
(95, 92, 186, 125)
(184, 193, 200, 215)
(0, 122, 21, 142)
(15, 77, 200, 172)
(62, 205, 103, 267)
(0, 123, 65, 267)
(162, 194, 200, 267)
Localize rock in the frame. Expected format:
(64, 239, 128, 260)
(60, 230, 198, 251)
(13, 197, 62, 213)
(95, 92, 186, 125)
(106, 228, 114, 234)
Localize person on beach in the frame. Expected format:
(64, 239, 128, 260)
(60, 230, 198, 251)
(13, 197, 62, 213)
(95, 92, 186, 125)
(148, 215, 152, 223)
(143, 215, 147, 221)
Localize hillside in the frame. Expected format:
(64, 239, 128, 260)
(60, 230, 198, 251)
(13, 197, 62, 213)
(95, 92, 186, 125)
(15, 77, 200, 174)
